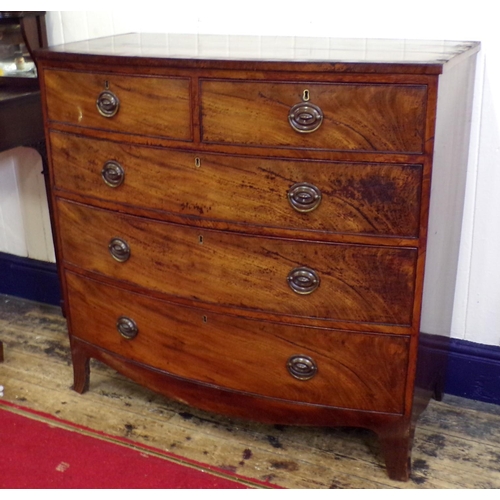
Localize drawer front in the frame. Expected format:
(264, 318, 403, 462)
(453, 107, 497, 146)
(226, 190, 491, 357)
(66, 272, 409, 413)
(201, 80, 427, 153)
(57, 199, 417, 326)
(43, 70, 192, 140)
(50, 131, 422, 238)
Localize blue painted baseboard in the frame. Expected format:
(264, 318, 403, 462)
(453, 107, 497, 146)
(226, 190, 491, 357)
(0, 251, 499, 405)
(445, 338, 500, 406)
(0, 251, 60, 306)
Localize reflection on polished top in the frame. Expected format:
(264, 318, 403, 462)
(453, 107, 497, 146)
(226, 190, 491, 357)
(41, 33, 480, 74)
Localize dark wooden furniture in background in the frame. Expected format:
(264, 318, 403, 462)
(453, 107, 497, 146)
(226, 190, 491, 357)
(35, 34, 479, 481)
(0, 11, 47, 152)
(0, 11, 47, 362)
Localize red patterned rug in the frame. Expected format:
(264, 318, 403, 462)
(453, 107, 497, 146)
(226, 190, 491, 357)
(0, 400, 279, 489)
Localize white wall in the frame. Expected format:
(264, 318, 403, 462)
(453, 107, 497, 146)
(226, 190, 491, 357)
(2, 1, 499, 348)
(0, 148, 55, 262)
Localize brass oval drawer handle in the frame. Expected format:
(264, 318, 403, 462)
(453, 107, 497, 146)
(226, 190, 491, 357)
(287, 267, 320, 295)
(116, 316, 138, 340)
(108, 237, 130, 262)
(288, 182, 322, 213)
(287, 355, 317, 381)
(96, 89, 120, 118)
(101, 160, 125, 187)
(288, 102, 323, 133)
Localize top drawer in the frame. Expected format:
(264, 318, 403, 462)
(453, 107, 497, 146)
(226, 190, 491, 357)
(200, 80, 427, 153)
(43, 70, 192, 140)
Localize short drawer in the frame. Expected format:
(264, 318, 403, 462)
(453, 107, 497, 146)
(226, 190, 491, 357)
(43, 69, 191, 140)
(57, 199, 417, 327)
(200, 80, 427, 153)
(66, 272, 409, 414)
(50, 131, 423, 238)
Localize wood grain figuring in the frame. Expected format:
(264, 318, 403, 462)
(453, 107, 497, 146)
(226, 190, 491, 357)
(43, 70, 192, 140)
(57, 199, 417, 327)
(65, 272, 409, 413)
(49, 131, 423, 238)
(200, 81, 427, 153)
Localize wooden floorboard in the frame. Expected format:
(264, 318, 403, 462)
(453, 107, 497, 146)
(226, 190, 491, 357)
(1, 293, 499, 489)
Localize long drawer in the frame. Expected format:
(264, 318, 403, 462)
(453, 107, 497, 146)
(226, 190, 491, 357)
(66, 271, 409, 413)
(43, 70, 192, 140)
(200, 80, 427, 153)
(57, 199, 418, 326)
(50, 131, 423, 237)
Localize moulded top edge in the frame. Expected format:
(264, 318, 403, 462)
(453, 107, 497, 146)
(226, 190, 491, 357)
(35, 33, 481, 74)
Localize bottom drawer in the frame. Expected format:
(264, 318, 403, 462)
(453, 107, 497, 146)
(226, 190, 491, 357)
(65, 272, 410, 414)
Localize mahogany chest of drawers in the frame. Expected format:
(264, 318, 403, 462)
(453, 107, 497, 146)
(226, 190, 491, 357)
(35, 34, 479, 481)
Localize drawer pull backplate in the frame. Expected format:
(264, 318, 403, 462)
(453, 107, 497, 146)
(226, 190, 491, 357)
(116, 316, 138, 340)
(287, 355, 318, 380)
(96, 89, 120, 118)
(287, 266, 320, 294)
(108, 237, 130, 262)
(101, 160, 125, 187)
(288, 102, 323, 133)
(288, 182, 322, 212)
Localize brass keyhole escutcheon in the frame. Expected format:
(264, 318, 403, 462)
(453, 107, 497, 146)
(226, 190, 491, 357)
(302, 89, 310, 101)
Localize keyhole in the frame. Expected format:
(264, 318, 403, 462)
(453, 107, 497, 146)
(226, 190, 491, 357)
(302, 89, 310, 101)
(104, 80, 110, 90)
(195, 157, 201, 168)
(199, 235, 204, 244)
(202, 315, 208, 323)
